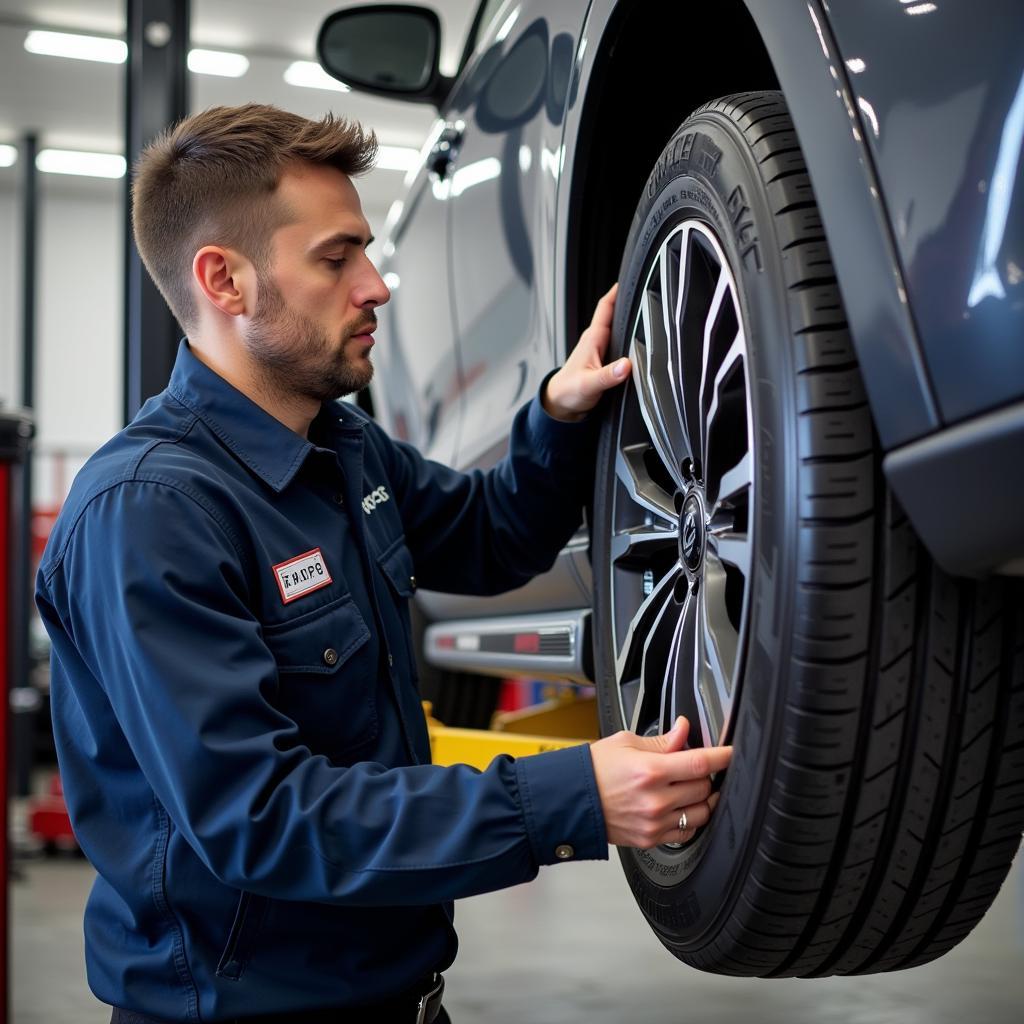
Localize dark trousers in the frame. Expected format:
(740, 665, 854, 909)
(111, 1005, 452, 1024)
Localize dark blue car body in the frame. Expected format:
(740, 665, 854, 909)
(342, 0, 1023, 599)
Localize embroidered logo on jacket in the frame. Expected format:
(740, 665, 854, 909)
(362, 485, 390, 516)
(272, 548, 332, 603)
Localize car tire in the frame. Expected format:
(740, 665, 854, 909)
(591, 91, 1024, 977)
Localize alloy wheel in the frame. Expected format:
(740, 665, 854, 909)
(609, 220, 755, 763)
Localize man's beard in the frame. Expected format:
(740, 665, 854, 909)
(244, 275, 375, 403)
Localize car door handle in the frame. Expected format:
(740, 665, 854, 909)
(427, 122, 465, 179)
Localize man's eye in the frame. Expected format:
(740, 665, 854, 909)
(324, 258, 345, 269)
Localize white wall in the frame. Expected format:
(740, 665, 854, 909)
(0, 179, 122, 506)
(37, 187, 124, 452)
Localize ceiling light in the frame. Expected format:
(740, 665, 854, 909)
(36, 149, 126, 179)
(375, 146, 420, 172)
(25, 30, 126, 64)
(284, 61, 351, 92)
(0, 145, 17, 168)
(188, 49, 249, 78)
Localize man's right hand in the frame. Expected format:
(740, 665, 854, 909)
(590, 717, 732, 847)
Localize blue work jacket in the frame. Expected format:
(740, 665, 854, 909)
(35, 341, 608, 1021)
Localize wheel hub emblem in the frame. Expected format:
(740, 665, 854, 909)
(680, 495, 704, 572)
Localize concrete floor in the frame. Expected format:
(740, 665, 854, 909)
(10, 844, 1024, 1024)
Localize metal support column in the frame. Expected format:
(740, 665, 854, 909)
(1, 411, 33, 1024)
(124, 0, 190, 423)
(11, 133, 38, 787)
(19, 134, 36, 418)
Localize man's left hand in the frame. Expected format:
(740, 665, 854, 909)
(542, 283, 631, 422)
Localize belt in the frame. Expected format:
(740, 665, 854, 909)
(110, 972, 445, 1024)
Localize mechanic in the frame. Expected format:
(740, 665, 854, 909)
(34, 104, 732, 1024)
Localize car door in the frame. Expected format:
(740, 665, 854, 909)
(443, 0, 583, 469)
(373, 118, 464, 463)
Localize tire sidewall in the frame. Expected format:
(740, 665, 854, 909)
(593, 108, 801, 949)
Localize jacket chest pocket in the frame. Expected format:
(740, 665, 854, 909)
(376, 537, 417, 674)
(377, 538, 416, 602)
(263, 597, 377, 757)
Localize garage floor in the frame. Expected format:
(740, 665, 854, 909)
(10, 842, 1023, 1024)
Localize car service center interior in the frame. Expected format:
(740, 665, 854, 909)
(2, 1, 1023, 1022)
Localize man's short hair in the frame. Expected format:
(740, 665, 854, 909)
(131, 103, 377, 332)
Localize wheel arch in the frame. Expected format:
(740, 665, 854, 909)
(561, 0, 777, 360)
(559, 0, 940, 452)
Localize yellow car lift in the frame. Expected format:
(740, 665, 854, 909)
(423, 688, 600, 771)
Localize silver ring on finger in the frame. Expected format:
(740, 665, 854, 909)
(678, 811, 688, 833)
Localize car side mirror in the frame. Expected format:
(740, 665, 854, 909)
(316, 4, 452, 108)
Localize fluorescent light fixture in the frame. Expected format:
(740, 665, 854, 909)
(37, 149, 126, 179)
(845, 57, 866, 74)
(25, 30, 126, 64)
(188, 48, 249, 77)
(0, 144, 17, 168)
(904, 2, 937, 12)
(375, 146, 419, 172)
(284, 61, 351, 92)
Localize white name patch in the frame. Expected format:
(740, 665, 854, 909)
(272, 548, 332, 604)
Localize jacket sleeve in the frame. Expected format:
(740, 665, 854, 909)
(364, 380, 600, 595)
(37, 479, 607, 907)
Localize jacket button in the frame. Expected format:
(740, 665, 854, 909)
(323, 648, 339, 666)
(387, 653, 394, 667)
(555, 844, 574, 860)
(332, 492, 344, 506)
(409, 575, 417, 592)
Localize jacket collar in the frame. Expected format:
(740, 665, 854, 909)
(165, 340, 363, 492)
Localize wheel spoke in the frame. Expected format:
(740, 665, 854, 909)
(632, 583, 684, 733)
(712, 450, 752, 513)
(707, 530, 752, 582)
(696, 554, 739, 745)
(703, 330, 744, 460)
(614, 564, 681, 687)
(690, 268, 727, 464)
(611, 524, 678, 566)
(629, 338, 679, 488)
(663, 230, 698, 470)
(660, 586, 697, 733)
(630, 251, 690, 488)
(615, 444, 675, 523)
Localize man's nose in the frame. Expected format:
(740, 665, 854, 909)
(357, 259, 390, 308)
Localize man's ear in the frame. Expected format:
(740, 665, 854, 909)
(192, 245, 256, 318)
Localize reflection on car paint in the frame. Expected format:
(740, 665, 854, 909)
(968, 70, 1024, 308)
(450, 157, 502, 196)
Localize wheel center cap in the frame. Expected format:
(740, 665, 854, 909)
(680, 494, 705, 572)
